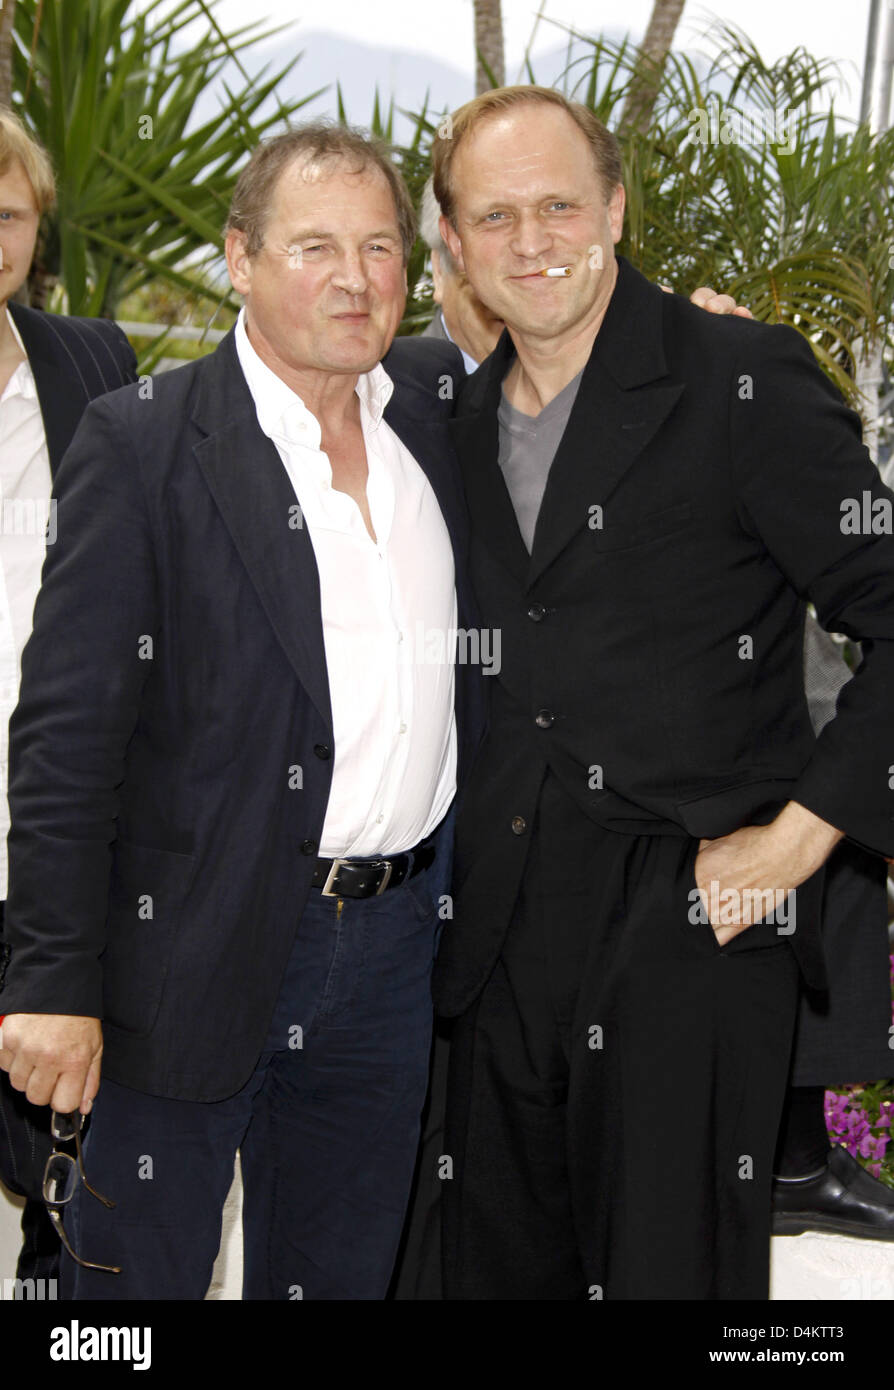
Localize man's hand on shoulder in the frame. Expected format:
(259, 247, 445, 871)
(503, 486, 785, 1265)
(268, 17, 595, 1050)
(660, 282, 754, 318)
(693, 801, 843, 946)
(0, 1013, 103, 1114)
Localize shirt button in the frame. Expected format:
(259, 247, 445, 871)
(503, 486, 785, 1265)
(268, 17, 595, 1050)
(511, 816, 527, 835)
(399, 722, 407, 734)
(535, 709, 555, 729)
(313, 744, 331, 760)
(376, 814, 384, 824)
(300, 839, 318, 855)
(527, 603, 546, 622)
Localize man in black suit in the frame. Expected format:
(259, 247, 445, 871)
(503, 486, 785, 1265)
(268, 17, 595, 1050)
(397, 180, 894, 1293)
(0, 107, 136, 1291)
(395, 196, 789, 1300)
(430, 86, 894, 1299)
(0, 122, 484, 1299)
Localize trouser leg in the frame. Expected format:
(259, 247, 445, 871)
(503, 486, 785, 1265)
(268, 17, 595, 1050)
(568, 833, 804, 1300)
(442, 798, 596, 1299)
(240, 868, 440, 1301)
(443, 780, 806, 1300)
(61, 1073, 261, 1300)
(442, 952, 586, 1299)
(390, 1017, 453, 1299)
(774, 1085, 831, 1176)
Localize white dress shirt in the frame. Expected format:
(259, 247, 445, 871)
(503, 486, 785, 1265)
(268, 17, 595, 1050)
(0, 309, 54, 898)
(234, 309, 457, 857)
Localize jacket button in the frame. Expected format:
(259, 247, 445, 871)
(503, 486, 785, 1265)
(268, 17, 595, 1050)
(313, 744, 331, 760)
(511, 816, 527, 835)
(527, 602, 546, 622)
(535, 709, 555, 729)
(300, 839, 318, 855)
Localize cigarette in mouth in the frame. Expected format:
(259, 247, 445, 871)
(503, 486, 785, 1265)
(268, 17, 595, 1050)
(539, 266, 573, 277)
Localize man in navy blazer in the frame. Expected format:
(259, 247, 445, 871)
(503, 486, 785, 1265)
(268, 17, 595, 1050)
(0, 107, 136, 1291)
(0, 123, 484, 1300)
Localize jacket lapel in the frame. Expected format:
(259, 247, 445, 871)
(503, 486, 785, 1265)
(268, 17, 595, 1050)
(191, 331, 333, 732)
(382, 349, 466, 570)
(9, 302, 87, 478)
(526, 258, 684, 588)
(450, 330, 530, 586)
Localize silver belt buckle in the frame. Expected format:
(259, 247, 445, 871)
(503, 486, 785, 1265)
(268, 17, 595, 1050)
(374, 861, 393, 896)
(320, 858, 345, 897)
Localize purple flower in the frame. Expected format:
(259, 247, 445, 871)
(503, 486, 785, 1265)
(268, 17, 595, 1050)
(825, 1080, 894, 1186)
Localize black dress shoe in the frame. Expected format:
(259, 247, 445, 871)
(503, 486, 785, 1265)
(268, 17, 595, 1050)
(773, 1144, 894, 1240)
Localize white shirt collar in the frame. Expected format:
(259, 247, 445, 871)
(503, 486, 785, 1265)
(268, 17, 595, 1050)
(233, 306, 394, 446)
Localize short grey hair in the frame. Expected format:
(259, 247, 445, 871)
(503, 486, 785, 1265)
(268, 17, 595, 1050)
(419, 175, 457, 276)
(225, 121, 417, 262)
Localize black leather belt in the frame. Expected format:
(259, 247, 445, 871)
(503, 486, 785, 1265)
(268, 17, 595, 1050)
(311, 841, 437, 898)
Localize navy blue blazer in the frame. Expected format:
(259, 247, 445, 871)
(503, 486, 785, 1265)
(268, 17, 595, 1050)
(0, 329, 485, 1101)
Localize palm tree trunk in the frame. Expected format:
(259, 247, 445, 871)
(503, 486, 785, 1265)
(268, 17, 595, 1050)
(0, 0, 17, 108)
(618, 0, 686, 136)
(474, 0, 504, 94)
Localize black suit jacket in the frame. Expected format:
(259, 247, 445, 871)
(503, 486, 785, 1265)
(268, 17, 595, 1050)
(7, 302, 137, 474)
(0, 329, 485, 1101)
(432, 256, 894, 1016)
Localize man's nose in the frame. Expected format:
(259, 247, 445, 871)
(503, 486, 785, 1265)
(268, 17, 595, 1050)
(509, 210, 552, 261)
(331, 253, 368, 295)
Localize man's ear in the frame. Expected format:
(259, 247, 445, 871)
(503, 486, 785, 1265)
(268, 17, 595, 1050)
(607, 184, 625, 245)
(430, 249, 445, 305)
(439, 214, 465, 273)
(225, 230, 252, 296)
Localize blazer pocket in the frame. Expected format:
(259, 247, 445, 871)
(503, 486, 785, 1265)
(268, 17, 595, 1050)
(101, 841, 197, 1037)
(676, 777, 799, 840)
(597, 500, 693, 553)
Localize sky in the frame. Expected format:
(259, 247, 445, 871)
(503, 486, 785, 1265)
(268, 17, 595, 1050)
(192, 0, 875, 119)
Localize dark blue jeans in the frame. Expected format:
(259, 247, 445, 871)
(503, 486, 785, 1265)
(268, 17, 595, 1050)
(61, 840, 449, 1300)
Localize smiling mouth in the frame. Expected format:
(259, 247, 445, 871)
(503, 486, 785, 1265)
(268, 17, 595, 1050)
(512, 267, 573, 281)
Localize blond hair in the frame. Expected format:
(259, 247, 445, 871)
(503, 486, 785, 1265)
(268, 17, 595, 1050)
(432, 85, 622, 227)
(0, 108, 56, 213)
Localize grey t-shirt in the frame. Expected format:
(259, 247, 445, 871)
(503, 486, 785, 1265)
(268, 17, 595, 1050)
(497, 368, 584, 551)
